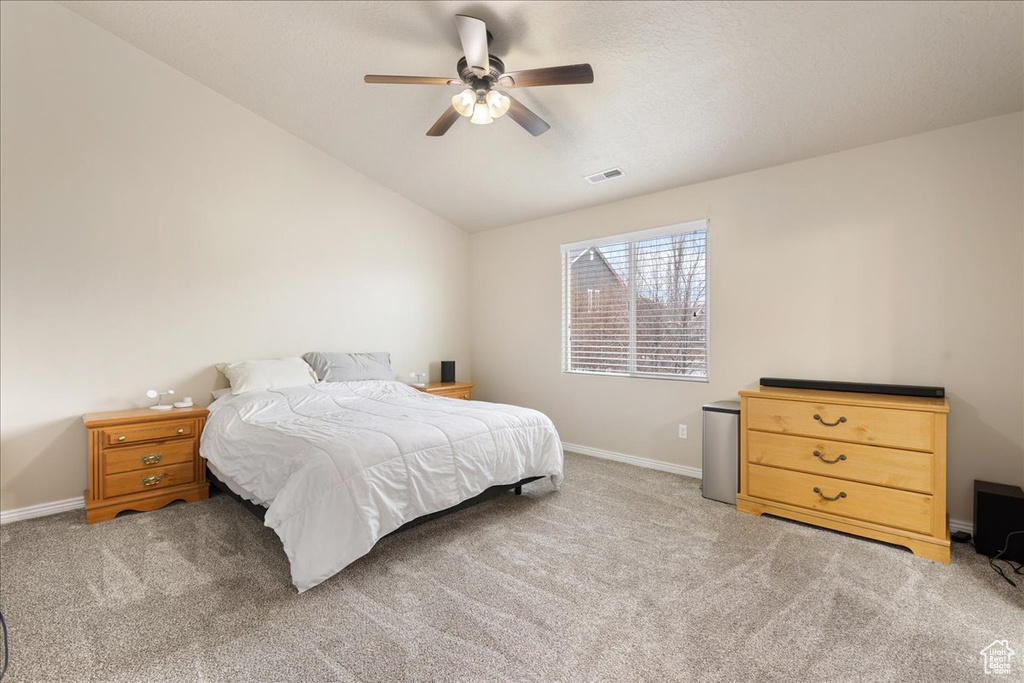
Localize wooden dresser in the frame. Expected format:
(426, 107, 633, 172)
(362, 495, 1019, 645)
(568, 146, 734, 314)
(83, 406, 210, 523)
(737, 387, 950, 562)
(414, 382, 474, 400)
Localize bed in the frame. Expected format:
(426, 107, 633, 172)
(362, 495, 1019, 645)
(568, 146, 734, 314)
(200, 378, 563, 592)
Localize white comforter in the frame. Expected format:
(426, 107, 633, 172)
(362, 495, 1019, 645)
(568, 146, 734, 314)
(200, 381, 563, 591)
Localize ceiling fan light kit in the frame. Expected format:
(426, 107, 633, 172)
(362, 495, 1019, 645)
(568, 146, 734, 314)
(364, 14, 593, 137)
(453, 88, 511, 124)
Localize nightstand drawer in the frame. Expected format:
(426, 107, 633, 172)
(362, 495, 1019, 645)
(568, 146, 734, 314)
(434, 388, 472, 400)
(102, 420, 193, 447)
(746, 397, 934, 451)
(746, 431, 934, 494)
(104, 462, 195, 498)
(414, 382, 474, 400)
(103, 439, 195, 475)
(746, 464, 933, 534)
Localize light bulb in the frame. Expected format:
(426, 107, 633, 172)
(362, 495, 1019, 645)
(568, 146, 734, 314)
(451, 89, 475, 117)
(470, 101, 494, 125)
(485, 90, 510, 118)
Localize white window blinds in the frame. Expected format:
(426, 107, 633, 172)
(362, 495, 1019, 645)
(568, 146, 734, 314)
(561, 220, 708, 381)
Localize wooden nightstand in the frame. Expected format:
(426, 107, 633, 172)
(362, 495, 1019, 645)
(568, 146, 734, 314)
(414, 382, 474, 400)
(83, 406, 210, 523)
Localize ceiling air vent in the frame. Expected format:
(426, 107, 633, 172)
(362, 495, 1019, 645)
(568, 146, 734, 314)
(584, 167, 625, 185)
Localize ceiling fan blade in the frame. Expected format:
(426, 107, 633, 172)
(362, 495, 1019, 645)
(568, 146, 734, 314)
(426, 106, 461, 137)
(455, 15, 489, 75)
(364, 75, 461, 86)
(500, 64, 594, 88)
(505, 95, 550, 136)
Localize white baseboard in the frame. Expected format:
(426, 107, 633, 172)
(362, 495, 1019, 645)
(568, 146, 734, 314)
(563, 442, 976, 532)
(562, 442, 703, 480)
(0, 496, 85, 525)
(949, 518, 972, 535)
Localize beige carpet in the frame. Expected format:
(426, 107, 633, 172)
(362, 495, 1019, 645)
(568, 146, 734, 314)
(0, 452, 1020, 682)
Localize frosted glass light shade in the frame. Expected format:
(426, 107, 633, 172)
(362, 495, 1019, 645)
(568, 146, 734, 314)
(470, 102, 494, 125)
(452, 89, 476, 117)
(486, 90, 510, 118)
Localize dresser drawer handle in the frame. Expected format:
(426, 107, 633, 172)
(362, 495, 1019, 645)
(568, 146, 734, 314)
(813, 413, 847, 427)
(141, 453, 163, 465)
(176, 428, 185, 435)
(142, 474, 164, 487)
(812, 450, 847, 464)
(117, 436, 127, 442)
(813, 486, 847, 501)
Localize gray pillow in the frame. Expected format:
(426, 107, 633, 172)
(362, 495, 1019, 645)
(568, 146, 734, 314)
(303, 351, 393, 382)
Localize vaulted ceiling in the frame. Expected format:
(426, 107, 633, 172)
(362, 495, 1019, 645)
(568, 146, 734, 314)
(61, 1, 1023, 232)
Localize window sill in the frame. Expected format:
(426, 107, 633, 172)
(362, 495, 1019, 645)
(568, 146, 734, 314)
(563, 370, 710, 383)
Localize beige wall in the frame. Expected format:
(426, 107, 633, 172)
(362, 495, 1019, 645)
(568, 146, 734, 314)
(0, 3, 470, 511)
(2, 3, 1021, 527)
(470, 113, 1024, 524)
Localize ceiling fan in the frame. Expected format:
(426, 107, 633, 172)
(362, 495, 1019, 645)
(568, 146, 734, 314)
(364, 14, 594, 137)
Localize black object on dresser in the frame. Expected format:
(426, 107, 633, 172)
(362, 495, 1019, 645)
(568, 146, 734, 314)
(973, 480, 1024, 562)
(759, 377, 945, 398)
(441, 360, 456, 383)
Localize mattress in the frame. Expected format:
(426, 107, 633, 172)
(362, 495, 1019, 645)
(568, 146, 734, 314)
(200, 380, 563, 591)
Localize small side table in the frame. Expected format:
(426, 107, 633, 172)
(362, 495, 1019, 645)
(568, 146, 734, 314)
(83, 406, 210, 523)
(413, 382, 474, 400)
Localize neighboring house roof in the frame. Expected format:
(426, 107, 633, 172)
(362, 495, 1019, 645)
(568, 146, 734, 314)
(570, 247, 625, 287)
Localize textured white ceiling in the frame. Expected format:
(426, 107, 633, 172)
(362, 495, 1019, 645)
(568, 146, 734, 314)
(60, 1, 1023, 232)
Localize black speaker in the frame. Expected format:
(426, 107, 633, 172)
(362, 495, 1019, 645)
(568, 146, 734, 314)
(440, 360, 455, 383)
(760, 377, 944, 398)
(974, 480, 1024, 562)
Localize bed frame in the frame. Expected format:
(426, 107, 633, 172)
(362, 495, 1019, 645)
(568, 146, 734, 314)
(206, 466, 543, 537)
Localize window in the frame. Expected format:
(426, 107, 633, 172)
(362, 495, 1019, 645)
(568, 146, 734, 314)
(561, 220, 708, 381)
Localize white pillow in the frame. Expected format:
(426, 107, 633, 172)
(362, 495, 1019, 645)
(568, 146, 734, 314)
(211, 387, 233, 401)
(215, 357, 317, 395)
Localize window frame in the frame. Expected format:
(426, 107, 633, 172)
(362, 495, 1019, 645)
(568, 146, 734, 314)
(561, 219, 710, 383)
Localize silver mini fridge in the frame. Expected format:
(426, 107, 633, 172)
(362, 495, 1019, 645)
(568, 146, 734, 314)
(701, 400, 741, 505)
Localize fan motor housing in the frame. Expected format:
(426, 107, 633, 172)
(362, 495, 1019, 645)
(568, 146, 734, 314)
(457, 56, 506, 86)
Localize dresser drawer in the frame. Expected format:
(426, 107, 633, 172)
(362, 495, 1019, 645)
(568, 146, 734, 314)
(102, 420, 193, 447)
(104, 462, 195, 498)
(747, 431, 933, 494)
(746, 397, 934, 451)
(103, 439, 195, 475)
(747, 464, 933, 534)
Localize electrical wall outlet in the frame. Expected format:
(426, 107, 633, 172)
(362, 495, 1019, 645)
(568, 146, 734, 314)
(678, 424, 688, 439)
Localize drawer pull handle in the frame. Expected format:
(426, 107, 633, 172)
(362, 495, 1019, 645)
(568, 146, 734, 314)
(117, 436, 127, 442)
(141, 453, 163, 465)
(812, 450, 847, 464)
(813, 414, 847, 427)
(176, 428, 185, 435)
(142, 474, 164, 487)
(813, 486, 847, 501)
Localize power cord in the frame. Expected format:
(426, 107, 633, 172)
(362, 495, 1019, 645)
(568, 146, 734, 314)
(0, 610, 8, 681)
(989, 530, 1024, 588)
